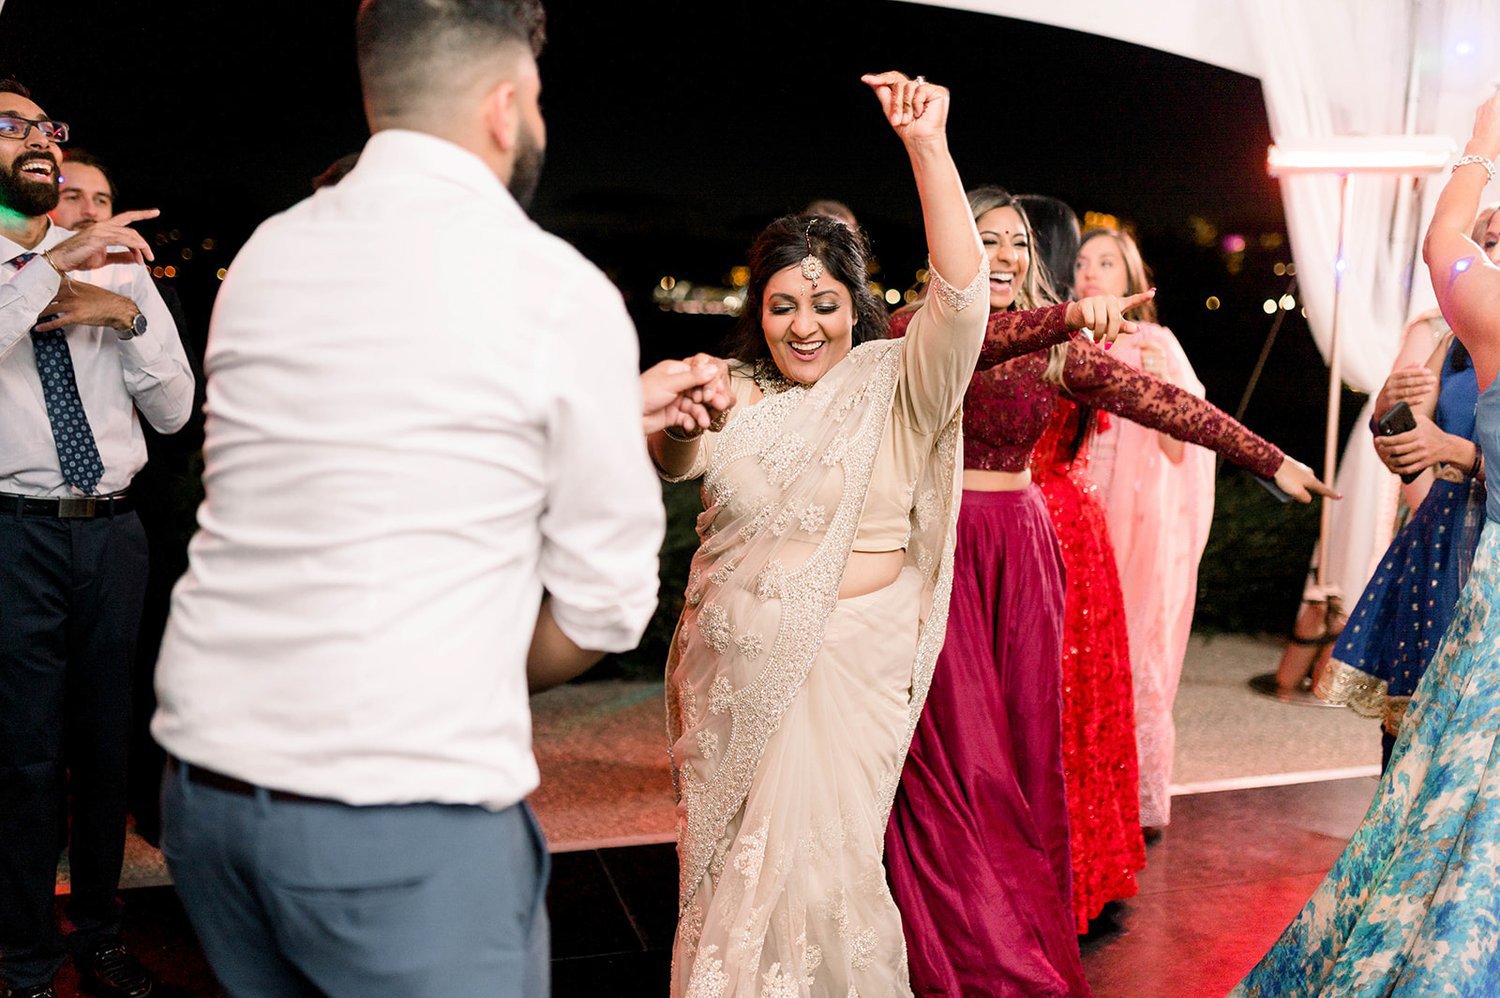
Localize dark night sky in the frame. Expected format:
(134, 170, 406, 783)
(0, 0, 1347, 465)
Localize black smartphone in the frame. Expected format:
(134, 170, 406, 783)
(1376, 401, 1421, 484)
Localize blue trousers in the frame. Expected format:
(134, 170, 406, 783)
(0, 512, 148, 988)
(162, 764, 550, 997)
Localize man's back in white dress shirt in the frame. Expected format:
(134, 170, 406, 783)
(152, 129, 665, 811)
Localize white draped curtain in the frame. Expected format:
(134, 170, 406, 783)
(1244, 0, 1419, 602)
(903, 0, 1500, 605)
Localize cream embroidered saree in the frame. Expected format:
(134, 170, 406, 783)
(665, 331, 967, 997)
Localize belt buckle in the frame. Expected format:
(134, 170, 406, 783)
(57, 496, 96, 518)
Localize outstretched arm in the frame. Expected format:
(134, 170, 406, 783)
(891, 291, 1159, 368)
(1064, 341, 1335, 502)
(969, 291, 1158, 367)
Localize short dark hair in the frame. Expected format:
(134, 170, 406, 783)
(61, 149, 118, 202)
(356, 0, 546, 125)
(0, 78, 32, 99)
(723, 214, 888, 368)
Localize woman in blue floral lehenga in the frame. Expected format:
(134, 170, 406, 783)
(1231, 94, 1500, 997)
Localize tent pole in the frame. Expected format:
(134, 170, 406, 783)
(1317, 173, 1353, 595)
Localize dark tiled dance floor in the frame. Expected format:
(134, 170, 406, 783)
(60, 777, 1375, 997)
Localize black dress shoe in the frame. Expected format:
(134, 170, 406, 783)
(2, 984, 58, 998)
(75, 938, 155, 998)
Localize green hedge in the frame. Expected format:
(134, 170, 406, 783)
(1192, 467, 1322, 634)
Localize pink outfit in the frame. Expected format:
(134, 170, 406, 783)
(1087, 324, 1216, 827)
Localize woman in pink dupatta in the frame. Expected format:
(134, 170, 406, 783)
(1078, 228, 1215, 836)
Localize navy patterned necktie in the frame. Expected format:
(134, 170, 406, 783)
(11, 252, 105, 494)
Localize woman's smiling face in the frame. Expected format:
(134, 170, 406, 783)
(976, 205, 1030, 310)
(760, 263, 856, 384)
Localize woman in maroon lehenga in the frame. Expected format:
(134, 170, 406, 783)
(885, 187, 1330, 996)
(1031, 397, 1144, 931)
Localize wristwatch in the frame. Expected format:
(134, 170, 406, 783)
(117, 308, 147, 341)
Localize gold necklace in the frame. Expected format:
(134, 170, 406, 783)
(753, 361, 797, 396)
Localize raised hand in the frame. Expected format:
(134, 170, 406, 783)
(33, 279, 140, 332)
(46, 209, 160, 271)
(1374, 365, 1438, 416)
(1273, 456, 1341, 503)
(861, 71, 949, 144)
(1466, 88, 1500, 160)
(1064, 289, 1156, 345)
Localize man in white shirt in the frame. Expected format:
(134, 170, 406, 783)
(152, 2, 665, 994)
(0, 82, 193, 998)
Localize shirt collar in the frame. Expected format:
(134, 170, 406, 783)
(349, 129, 528, 222)
(0, 218, 71, 265)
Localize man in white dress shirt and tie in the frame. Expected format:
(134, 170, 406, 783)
(0, 82, 192, 998)
(151, 2, 668, 994)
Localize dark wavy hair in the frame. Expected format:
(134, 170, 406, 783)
(723, 214, 888, 367)
(1016, 194, 1081, 300)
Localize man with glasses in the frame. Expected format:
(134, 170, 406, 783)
(0, 80, 193, 998)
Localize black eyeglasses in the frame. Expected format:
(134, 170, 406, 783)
(0, 115, 69, 144)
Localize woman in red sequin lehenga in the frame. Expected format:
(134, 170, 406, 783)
(886, 186, 1333, 995)
(1031, 396, 1145, 932)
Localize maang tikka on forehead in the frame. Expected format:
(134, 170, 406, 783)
(800, 220, 825, 287)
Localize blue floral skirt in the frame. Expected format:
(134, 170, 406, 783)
(1231, 518, 1500, 996)
(1320, 478, 1484, 734)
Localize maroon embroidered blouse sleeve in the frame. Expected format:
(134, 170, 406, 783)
(1062, 339, 1284, 478)
(890, 302, 1074, 367)
(975, 303, 1075, 367)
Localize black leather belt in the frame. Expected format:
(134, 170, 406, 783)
(0, 491, 134, 518)
(168, 757, 336, 805)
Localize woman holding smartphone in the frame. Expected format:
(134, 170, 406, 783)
(1319, 282, 1489, 767)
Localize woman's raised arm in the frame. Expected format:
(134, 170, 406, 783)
(862, 71, 983, 292)
(1424, 92, 1500, 385)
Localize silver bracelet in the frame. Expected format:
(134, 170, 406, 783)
(1453, 154, 1496, 183)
